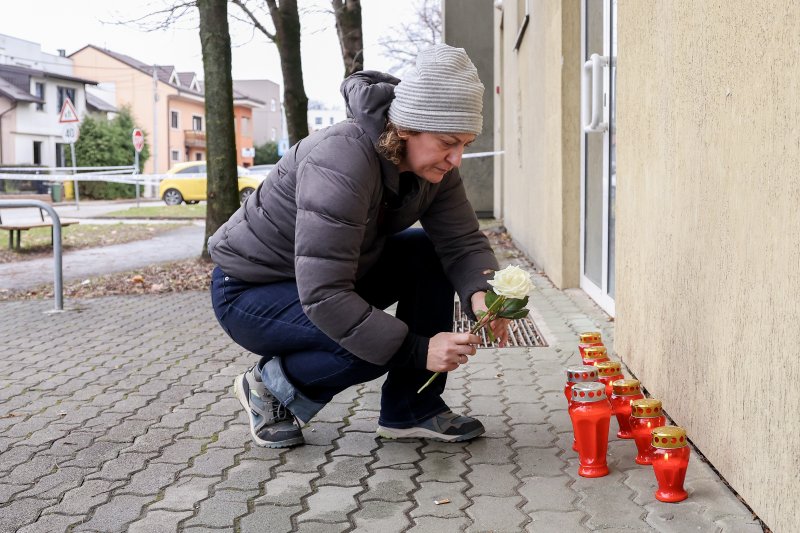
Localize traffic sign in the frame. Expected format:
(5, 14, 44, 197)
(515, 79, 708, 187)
(62, 123, 80, 143)
(132, 129, 145, 153)
(58, 98, 80, 124)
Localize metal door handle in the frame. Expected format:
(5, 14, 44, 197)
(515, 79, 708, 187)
(582, 54, 609, 133)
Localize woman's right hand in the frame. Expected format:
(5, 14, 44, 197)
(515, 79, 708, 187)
(426, 332, 481, 372)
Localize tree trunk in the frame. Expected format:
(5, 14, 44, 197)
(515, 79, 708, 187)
(268, 0, 309, 146)
(332, 0, 364, 78)
(198, 0, 239, 259)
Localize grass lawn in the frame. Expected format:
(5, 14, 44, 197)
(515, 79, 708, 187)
(101, 204, 206, 219)
(0, 222, 188, 263)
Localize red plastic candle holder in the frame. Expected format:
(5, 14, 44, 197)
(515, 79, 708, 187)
(651, 426, 690, 502)
(595, 360, 625, 398)
(582, 345, 610, 367)
(609, 379, 644, 439)
(568, 382, 612, 478)
(578, 331, 603, 359)
(564, 366, 599, 451)
(629, 399, 666, 465)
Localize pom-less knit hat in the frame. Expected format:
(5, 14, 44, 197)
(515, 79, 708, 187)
(388, 44, 484, 135)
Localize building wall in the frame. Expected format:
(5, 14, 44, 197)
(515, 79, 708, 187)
(166, 96, 206, 166)
(234, 79, 282, 146)
(233, 104, 254, 167)
(0, 97, 16, 164)
(71, 47, 173, 174)
(615, 3, 799, 531)
(495, 0, 581, 289)
(443, 0, 495, 216)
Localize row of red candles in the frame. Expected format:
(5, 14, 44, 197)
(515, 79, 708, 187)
(565, 332, 690, 503)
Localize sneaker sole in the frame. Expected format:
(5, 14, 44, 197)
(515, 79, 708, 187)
(375, 424, 485, 442)
(233, 374, 304, 449)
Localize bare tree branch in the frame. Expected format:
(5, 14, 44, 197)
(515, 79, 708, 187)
(377, 0, 441, 74)
(103, 1, 197, 31)
(231, 0, 276, 41)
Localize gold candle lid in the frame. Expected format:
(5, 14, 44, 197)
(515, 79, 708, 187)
(611, 379, 642, 396)
(566, 365, 599, 383)
(651, 426, 688, 449)
(571, 381, 607, 403)
(595, 361, 622, 377)
(579, 331, 602, 343)
(631, 398, 663, 418)
(583, 346, 608, 361)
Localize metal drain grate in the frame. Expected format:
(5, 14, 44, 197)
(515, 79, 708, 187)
(453, 301, 547, 348)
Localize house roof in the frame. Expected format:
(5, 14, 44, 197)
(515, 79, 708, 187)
(0, 63, 95, 103)
(177, 72, 196, 87)
(85, 92, 117, 113)
(0, 76, 41, 103)
(196, 80, 265, 107)
(0, 63, 97, 87)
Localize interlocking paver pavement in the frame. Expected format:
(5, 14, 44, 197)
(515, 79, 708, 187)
(0, 262, 765, 531)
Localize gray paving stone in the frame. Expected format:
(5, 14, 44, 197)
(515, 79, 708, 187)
(179, 414, 230, 439)
(254, 471, 317, 506)
(149, 476, 218, 511)
(181, 446, 238, 477)
(465, 494, 526, 532)
(351, 499, 413, 532)
(86, 452, 155, 481)
(296, 485, 361, 523)
(41, 479, 124, 516)
(362, 466, 417, 502)
(519, 475, 580, 512)
(372, 440, 422, 469)
(515, 447, 568, 477)
(238, 502, 301, 533)
(0, 497, 57, 533)
(507, 401, 548, 423)
(317, 455, 370, 487)
(292, 521, 350, 533)
(15, 465, 85, 500)
(525, 510, 589, 532)
(72, 494, 152, 532)
(418, 451, 468, 483)
(216, 458, 280, 491)
(302, 421, 342, 446)
(411, 480, 469, 518)
(479, 413, 511, 438)
(645, 501, 719, 532)
(505, 384, 543, 404)
(16, 513, 82, 533)
(149, 438, 205, 465)
(510, 423, 558, 448)
(127, 510, 193, 533)
(182, 488, 255, 528)
(118, 461, 183, 496)
(466, 463, 519, 497)
(714, 517, 764, 532)
(467, 395, 506, 417)
(575, 470, 651, 531)
(407, 515, 470, 531)
(330, 430, 380, 457)
(685, 478, 754, 520)
(275, 444, 329, 473)
(465, 437, 515, 464)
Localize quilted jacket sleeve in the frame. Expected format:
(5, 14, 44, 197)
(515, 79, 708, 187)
(294, 133, 415, 366)
(420, 168, 500, 319)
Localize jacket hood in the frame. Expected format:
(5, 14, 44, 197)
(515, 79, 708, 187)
(340, 71, 400, 145)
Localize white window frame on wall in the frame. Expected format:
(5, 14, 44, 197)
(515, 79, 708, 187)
(171, 150, 180, 161)
(170, 110, 180, 129)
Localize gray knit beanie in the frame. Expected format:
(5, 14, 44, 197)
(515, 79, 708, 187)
(388, 44, 484, 135)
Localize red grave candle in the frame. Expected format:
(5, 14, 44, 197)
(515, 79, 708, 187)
(582, 345, 610, 367)
(629, 399, 666, 465)
(609, 379, 644, 439)
(578, 331, 603, 359)
(651, 426, 690, 502)
(564, 365, 599, 452)
(595, 360, 625, 398)
(568, 382, 612, 478)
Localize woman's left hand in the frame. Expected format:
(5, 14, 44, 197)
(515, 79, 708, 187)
(471, 291, 510, 347)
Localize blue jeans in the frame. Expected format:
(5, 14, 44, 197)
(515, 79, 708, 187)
(211, 228, 454, 427)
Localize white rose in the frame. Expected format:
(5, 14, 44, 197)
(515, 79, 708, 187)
(487, 265, 533, 299)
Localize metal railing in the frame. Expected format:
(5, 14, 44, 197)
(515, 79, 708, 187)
(0, 199, 63, 311)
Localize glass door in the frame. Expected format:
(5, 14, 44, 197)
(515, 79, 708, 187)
(580, 0, 616, 316)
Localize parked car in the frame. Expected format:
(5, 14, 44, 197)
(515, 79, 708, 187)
(158, 161, 263, 205)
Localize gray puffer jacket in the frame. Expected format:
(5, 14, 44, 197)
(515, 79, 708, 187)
(209, 71, 499, 367)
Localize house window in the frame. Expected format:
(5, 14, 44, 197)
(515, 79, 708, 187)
(195, 152, 203, 161)
(270, 99, 276, 112)
(34, 82, 44, 111)
(241, 117, 250, 136)
(56, 86, 75, 113)
(171, 150, 180, 161)
(271, 128, 276, 141)
(171, 111, 179, 129)
(329, 117, 334, 125)
(33, 141, 42, 165)
(192, 116, 203, 131)
(314, 117, 322, 125)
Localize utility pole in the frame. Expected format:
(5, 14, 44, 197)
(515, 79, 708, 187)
(152, 65, 159, 197)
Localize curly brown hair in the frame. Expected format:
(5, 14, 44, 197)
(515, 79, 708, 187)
(377, 121, 417, 165)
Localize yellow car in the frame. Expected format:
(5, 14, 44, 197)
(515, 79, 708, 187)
(159, 161, 263, 205)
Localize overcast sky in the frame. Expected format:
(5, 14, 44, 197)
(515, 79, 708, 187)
(0, 0, 420, 107)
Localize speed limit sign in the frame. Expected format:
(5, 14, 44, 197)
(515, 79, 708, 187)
(62, 123, 80, 143)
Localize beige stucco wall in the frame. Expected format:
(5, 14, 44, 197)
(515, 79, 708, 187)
(497, 0, 581, 289)
(616, 3, 800, 531)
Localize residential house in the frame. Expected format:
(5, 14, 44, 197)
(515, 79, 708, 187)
(69, 45, 260, 175)
(233, 79, 283, 147)
(486, 1, 798, 530)
(0, 34, 97, 169)
(307, 101, 346, 135)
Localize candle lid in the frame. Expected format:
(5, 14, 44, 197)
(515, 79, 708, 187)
(612, 379, 642, 396)
(565, 365, 599, 383)
(579, 331, 602, 343)
(631, 398, 663, 418)
(583, 346, 608, 361)
(571, 382, 607, 403)
(595, 360, 622, 377)
(651, 426, 688, 449)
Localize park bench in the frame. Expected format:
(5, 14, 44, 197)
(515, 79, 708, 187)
(0, 194, 79, 250)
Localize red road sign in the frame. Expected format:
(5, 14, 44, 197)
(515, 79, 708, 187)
(132, 129, 145, 153)
(58, 98, 80, 124)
